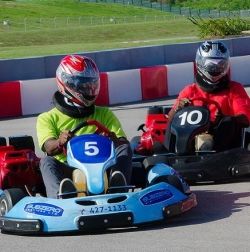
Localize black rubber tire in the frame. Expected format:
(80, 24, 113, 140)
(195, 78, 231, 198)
(163, 106, 172, 114)
(152, 141, 167, 154)
(148, 106, 163, 114)
(149, 175, 184, 193)
(143, 155, 171, 172)
(0, 188, 27, 216)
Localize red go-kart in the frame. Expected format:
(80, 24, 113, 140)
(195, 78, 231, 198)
(0, 136, 44, 195)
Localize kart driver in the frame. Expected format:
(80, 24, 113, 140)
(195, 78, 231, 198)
(168, 40, 250, 151)
(36, 55, 132, 198)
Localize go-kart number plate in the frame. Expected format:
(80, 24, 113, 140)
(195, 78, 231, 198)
(69, 134, 113, 163)
(81, 204, 127, 215)
(173, 106, 210, 128)
(178, 110, 203, 125)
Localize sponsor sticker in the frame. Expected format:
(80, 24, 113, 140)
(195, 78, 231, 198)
(24, 203, 64, 217)
(140, 189, 173, 205)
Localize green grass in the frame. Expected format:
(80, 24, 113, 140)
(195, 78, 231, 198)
(174, 0, 250, 11)
(0, 0, 171, 19)
(0, 20, 199, 58)
(0, 0, 200, 58)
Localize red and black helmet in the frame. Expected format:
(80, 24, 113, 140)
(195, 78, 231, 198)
(56, 55, 100, 107)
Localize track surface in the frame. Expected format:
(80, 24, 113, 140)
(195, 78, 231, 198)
(0, 97, 249, 252)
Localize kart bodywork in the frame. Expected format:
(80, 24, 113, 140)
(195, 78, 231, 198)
(0, 136, 44, 193)
(0, 121, 196, 234)
(132, 104, 250, 183)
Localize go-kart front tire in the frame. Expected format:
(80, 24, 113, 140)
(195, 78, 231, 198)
(149, 175, 185, 194)
(0, 188, 26, 216)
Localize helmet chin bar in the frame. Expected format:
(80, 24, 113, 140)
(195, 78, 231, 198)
(195, 72, 230, 93)
(62, 88, 92, 108)
(64, 97, 84, 108)
(53, 91, 95, 118)
(202, 72, 221, 85)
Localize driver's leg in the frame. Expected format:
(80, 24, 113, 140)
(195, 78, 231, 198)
(110, 143, 132, 186)
(39, 156, 73, 198)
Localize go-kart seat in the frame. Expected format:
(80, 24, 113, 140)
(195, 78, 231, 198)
(244, 128, 250, 150)
(8, 135, 35, 151)
(163, 106, 210, 155)
(0, 136, 7, 146)
(212, 116, 246, 151)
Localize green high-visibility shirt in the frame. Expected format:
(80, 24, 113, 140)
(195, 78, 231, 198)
(36, 106, 126, 162)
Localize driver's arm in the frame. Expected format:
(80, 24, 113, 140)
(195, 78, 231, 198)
(43, 130, 73, 156)
(167, 85, 192, 120)
(230, 84, 250, 127)
(168, 98, 191, 121)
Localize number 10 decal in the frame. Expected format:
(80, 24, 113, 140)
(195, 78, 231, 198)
(84, 141, 99, 156)
(178, 110, 203, 125)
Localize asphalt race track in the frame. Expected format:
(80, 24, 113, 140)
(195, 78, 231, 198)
(0, 95, 249, 252)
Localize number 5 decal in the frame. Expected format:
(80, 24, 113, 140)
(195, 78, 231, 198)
(179, 110, 203, 125)
(84, 141, 99, 156)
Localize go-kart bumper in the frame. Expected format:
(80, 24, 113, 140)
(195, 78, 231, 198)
(0, 217, 43, 233)
(0, 212, 134, 234)
(163, 192, 197, 218)
(0, 189, 197, 234)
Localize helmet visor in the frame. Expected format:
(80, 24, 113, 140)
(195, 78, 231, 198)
(61, 73, 100, 97)
(200, 58, 229, 83)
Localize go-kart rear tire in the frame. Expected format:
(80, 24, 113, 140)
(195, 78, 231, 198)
(148, 106, 163, 114)
(0, 188, 27, 216)
(149, 175, 184, 194)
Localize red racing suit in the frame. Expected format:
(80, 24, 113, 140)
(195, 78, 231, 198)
(172, 81, 250, 123)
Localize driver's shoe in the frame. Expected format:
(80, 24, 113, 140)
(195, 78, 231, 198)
(108, 171, 128, 193)
(58, 178, 77, 199)
(195, 133, 214, 151)
(72, 169, 87, 197)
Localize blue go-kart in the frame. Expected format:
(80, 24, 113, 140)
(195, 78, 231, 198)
(0, 120, 196, 234)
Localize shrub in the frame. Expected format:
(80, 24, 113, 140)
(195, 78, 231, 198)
(188, 16, 250, 38)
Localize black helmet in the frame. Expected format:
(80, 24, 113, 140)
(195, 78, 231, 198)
(195, 41, 230, 93)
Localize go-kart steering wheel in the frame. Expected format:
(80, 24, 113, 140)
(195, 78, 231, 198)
(188, 97, 222, 117)
(70, 119, 111, 136)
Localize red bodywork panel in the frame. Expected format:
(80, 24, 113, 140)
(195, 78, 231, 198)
(0, 146, 43, 190)
(136, 113, 169, 155)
